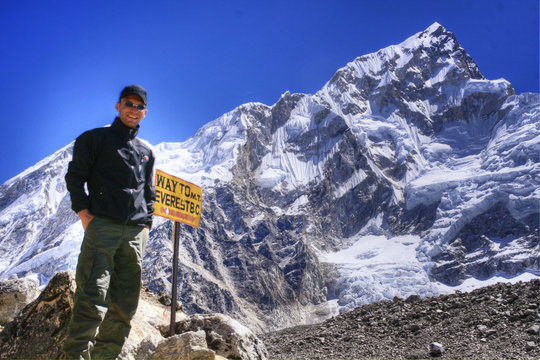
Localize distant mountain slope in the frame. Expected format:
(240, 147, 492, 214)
(0, 23, 538, 332)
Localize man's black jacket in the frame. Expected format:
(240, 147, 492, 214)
(65, 117, 156, 228)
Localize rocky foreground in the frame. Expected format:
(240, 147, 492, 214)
(0, 272, 267, 360)
(261, 279, 539, 360)
(0, 273, 538, 359)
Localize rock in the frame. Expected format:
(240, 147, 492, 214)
(429, 342, 444, 357)
(152, 330, 216, 360)
(527, 325, 539, 335)
(171, 313, 268, 360)
(119, 289, 183, 360)
(0, 271, 75, 359)
(405, 294, 422, 303)
(477, 324, 488, 333)
(477, 324, 496, 337)
(0, 276, 40, 325)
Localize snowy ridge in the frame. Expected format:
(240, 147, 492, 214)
(0, 143, 77, 284)
(255, 95, 338, 190)
(2, 142, 73, 186)
(154, 103, 268, 186)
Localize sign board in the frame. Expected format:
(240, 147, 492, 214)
(154, 169, 202, 228)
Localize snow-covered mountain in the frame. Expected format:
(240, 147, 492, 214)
(0, 23, 538, 332)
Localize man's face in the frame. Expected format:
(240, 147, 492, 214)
(116, 94, 148, 128)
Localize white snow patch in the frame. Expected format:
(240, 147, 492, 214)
(285, 195, 309, 215)
(436, 273, 539, 294)
(333, 170, 367, 198)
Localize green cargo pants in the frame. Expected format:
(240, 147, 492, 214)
(63, 216, 148, 360)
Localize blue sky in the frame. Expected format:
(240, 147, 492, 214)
(1, 0, 538, 184)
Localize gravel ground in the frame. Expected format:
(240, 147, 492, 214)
(261, 279, 539, 359)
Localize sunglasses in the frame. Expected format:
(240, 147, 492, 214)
(123, 101, 146, 110)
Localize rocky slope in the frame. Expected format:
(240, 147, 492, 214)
(262, 279, 539, 359)
(0, 272, 267, 360)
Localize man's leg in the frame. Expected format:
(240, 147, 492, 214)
(92, 225, 147, 359)
(63, 217, 119, 360)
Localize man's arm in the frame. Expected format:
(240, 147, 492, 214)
(143, 151, 156, 231)
(77, 209, 95, 231)
(65, 131, 98, 227)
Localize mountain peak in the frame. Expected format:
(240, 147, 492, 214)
(424, 21, 448, 36)
(323, 22, 484, 111)
(404, 21, 459, 51)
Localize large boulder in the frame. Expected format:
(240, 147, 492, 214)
(0, 275, 41, 325)
(0, 271, 75, 359)
(119, 289, 183, 360)
(166, 313, 268, 360)
(152, 330, 218, 360)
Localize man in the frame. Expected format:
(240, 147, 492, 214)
(63, 85, 155, 359)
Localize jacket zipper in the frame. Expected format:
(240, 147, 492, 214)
(126, 136, 137, 224)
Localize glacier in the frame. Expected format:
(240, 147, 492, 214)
(0, 22, 538, 331)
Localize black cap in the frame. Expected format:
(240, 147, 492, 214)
(119, 84, 147, 105)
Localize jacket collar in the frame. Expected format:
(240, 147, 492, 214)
(112, 117, 139, 140)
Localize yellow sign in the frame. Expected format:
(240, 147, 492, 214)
(154, 169, 202, 228)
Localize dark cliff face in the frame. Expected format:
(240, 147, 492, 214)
(430, 202, 539, 285)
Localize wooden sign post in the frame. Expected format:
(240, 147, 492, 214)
(154, 169, 202, 336)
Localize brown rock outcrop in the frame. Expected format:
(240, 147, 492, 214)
(0, 275, 41, 325)
(0, 272, 267, 360)
(0, 271, 75, 359)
